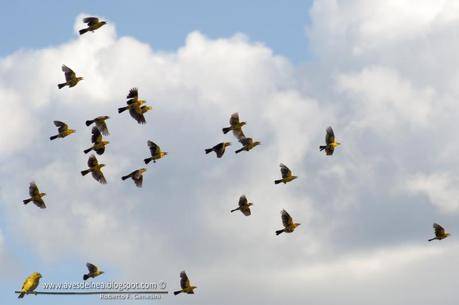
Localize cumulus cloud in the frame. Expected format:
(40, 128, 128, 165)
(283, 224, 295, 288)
(1, 3, 459, 305)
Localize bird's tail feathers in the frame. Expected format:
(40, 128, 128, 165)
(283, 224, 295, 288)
(319, 145, 326, 151)
(274, 179, 283, 184)
(205, 148, 213, 154)
(83, 274, 89, 280)
(276, 229, 285, 236)
(85, 120, 94, 126)
(23, 199, 31, 204)
(121, 175, 130, 180)
(81, 170, 90, 176)
(18, 292, 25, 298)
(50, 135, 58, 140)
(57, 83, 66, 89)
(79, 28, 89, 35)
(144, 158, 152, 164)
(222, 127, 231, 134)
(118, 107, 128, 113)
(428, 238, 436, 242)
(235, 148, 243, 154)
(83, 147, 92, 154)
(173, 291, 182, 295)
(230, 208, 239, 213)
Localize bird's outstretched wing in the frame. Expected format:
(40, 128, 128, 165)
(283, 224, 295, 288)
(86, 262, 98, 273)
(129, 106, 146, 124)
(325, 126, 335, 145)
(54, 120, 68, 132)
(62, 65, 76, 81)
(180, 271, 190, 289)
(280, 164, 292, 179)
(434, 223, 446, 237)
(83, 17, 99, 26)
(148, 141, 160, 156)
(229, 112, 240, 126)
(281, 209, 293, 227)
(29, 182, 39, 197)
(88, 155, 99, 167)
(127, 88, 139, 100)
(91, 127, 102, 144)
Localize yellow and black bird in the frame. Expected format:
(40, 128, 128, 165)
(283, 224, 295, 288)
(144, 140, 168, 164)
(57, 65, 83, 89)
(118, 88, 148, 124)
(276, 209, 300, 235)
(205, 142, 231, 158)
(173, 271, 197, 295)
(274, 163, 298, 184)
(23, 182, 46, 209)
(79, 17, 107, 35)
(83, 263, 104, 280)
(428, 223, 451, 241)
(49, 120, 75, 140)
(223, 112, 246, 140)
(320, 126, 341, 155)
(122, 168, 147, 187)
(230, 195, 253, 216)
(18, 272, 42, 298)
(86, 116, 110, 136)
(235, 137, 261, 153)
(81, 155, 107, 184)
(84, 127, 109, 155)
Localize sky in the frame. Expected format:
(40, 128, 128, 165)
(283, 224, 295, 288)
(1, 0, 459, 304)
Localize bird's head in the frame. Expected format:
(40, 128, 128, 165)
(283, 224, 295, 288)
(141, 106, 153, 113)
(103, 141, 110, 145)
(138, 99, 146, 105)
(292, 175, 298, 180)
(100, 271, 105, 275)
(224, 142, 231, 147)
(162, 152, 168, 156)
(33, 272, 42, 279)
(248, 202, 254, 207)
(100, 164, 106, 168)
(69, 129, 76, 134)
(336, 142, 341, 146)
(254, 141, 261, 146)
(77, 77, 84, 81)
(101, 21, 107, 26)
(40, 193, 47, 197)
(140, 168, 147, 174)
(446, 232, 451, 237)
(294, 223, 301, 228)
(103, 116, 110, 120)
(240, 122, 247, 127)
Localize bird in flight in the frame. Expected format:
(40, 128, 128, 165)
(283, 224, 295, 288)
(274, 164, 298, 184)
(173, 271, 197, 295)
(205, 142, 231, 158)
(86, 116, 110, 136)
(223, 112, 246, 140)
(276, 209, 301, 235)
(230, 195, 253, 216)
(58, 65, 83, 89)
(118, 88, 150, 124)
(49, 121, 75, 140)
(83, 263, 104, 280)
(81, 155, 107, 184)
(84, 127, 109, 155)
(320, 126, 341, 155)
(235, 136, 261, 154)
(79, 17, 107, 35)
(428, 223, 451, 241)
(23, 182, 46, 209)
(122, 168, 147, 187)
(144, 140, 168, 164)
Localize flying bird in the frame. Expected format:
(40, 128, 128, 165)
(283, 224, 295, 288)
(205, 142, 231, 158)
(57, 65, 83, 89)
(18, 272, 42, 298)
(230, 195, 253, 216)
(276, 209, 301, 235)
(118, 88, 150, 124)
(23, 182, 46, 209)
(235, 137, 261, 154)
(79, 17, 107, 35)
(173, 271, 197, 295)
(320, 126, 341, 155)
(144, 140, 168, 164)
(49, 120, 75, 140)
(274, 164, 298, 184)
(223, 112, 246, 140)
(84, 127, 109, 155)
(86, 116, 110, 136)
(83, 263, 104, 280)
(81, 155, 107, 184)
(122, 168, 147, 187)
(428, 223, 451, 241)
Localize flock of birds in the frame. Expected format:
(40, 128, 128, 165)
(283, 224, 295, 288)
(16, 16, 451, 299)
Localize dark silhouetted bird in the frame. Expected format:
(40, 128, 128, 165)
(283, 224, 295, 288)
(122, 168, 147, 187)
(230, 195, 253, 216)
(205, 142, 231, 158)
(79, 17, 107, 35)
